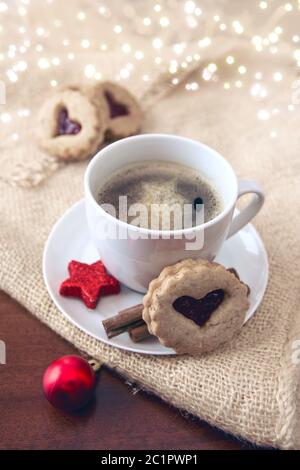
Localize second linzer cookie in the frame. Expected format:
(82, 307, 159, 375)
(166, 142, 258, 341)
(142, 259, 250, 354)
(88, 81, 142, 139)
(38, 88, 107, 161)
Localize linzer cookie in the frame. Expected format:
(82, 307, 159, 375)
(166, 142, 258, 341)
(88, 81, 142, 139)
(38, 89, 106, 161)
(142, 259, 250, 354)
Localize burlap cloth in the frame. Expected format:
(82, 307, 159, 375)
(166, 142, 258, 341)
(1, 0, 300, 449)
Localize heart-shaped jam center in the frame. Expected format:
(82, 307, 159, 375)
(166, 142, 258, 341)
(172, 289, 225, 326)
(104, 91, 129, 118)
(56, 108, 81, 136)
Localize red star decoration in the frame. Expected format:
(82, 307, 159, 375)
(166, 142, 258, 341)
(59, 260, 120, 309)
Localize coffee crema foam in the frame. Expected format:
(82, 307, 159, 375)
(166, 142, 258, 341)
(97, 161, 223, 230)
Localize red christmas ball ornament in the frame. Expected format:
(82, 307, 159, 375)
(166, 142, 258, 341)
(43, 355, 97, 412)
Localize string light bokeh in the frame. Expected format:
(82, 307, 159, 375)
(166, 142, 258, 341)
(0, 0, 299, 157)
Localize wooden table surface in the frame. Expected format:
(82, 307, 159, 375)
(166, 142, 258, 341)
(0, 290, 253, 450)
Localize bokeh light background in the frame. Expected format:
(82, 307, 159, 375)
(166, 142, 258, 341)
(0, 0, 299, 186)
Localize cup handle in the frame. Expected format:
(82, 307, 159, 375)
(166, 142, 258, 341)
(226, 179, 265, 239)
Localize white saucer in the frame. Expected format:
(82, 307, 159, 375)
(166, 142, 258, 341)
(43, 199, 269, 356)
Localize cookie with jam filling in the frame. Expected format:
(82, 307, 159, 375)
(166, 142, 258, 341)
(88, 81, 142, 139)
(142, 259, 250, 355)
(38, 89, 106, 161)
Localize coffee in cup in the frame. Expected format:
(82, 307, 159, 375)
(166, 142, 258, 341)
(97, 160, 223, 230)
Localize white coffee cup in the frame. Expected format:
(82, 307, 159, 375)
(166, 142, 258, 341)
(84, 134, 264, 293)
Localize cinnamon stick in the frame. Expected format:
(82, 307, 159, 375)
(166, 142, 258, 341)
(129, 324, 152, 343)
(102, 303, 145, 339)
